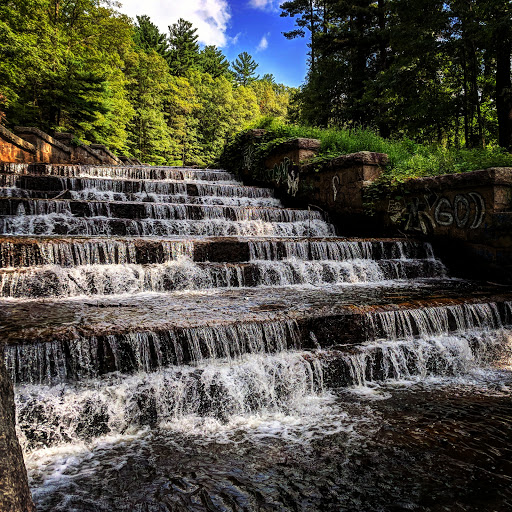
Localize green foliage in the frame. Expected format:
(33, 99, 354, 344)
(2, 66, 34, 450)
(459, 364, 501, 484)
(281, 0, 512, 150)
(199, 46, 230, 79)
(0, 6, 289, 165)
(221, 118, 512, 186)
(0, 0, 135, 149)
(133, 15, 171, 63)
(231, 52, 259, 86)
(168, 18, 200, 76)
(125, 50, 172, 164)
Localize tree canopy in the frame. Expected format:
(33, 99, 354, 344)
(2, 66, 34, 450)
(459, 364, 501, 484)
(232, 52, 260, 86)
(0, 3, 295, 165)
(282, 0, 512, 149)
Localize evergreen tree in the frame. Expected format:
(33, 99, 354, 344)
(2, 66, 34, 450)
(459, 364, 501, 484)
(125, 50, 172, 163)
(168, 18, 200, 76)
(231, 52, 259, 86)
(199, 45, 230, 78)
(133, 15, 171, 63)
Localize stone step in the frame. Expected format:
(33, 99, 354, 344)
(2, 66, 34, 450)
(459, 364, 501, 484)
(0, 236, 437, 268)
(0, 163, 235, 182)
(3, 283, 511, 383)
(0, 258, 448, 298)
(0, 197, 324, 223)
(0, 187, 281, 208)
(0, 173, 274, 198)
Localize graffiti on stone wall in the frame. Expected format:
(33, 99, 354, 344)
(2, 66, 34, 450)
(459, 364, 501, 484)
(269, 157, 299, 196)
(271, 157, 290, 185)
(243, 144, 254, 171)
(332, 175, 340, 202)
(389, 192, 486, 234)
(287, 166, 300, 197)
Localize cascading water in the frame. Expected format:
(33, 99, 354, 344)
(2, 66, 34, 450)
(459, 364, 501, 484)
(1, 163, 511, 511)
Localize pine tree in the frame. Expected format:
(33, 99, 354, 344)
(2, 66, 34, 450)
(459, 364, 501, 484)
(231, 52, 259, 86)
(133, 15, 171, 63)
(168, 19, 200, 76)
(199, 45, 230, 78)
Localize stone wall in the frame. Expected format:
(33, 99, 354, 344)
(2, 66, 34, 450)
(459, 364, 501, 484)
(264, 138, 321, 169)
(0, 125, 37, 164)
(90, 144, 122, 165)
(239, 134, 387, 234)
(52, 133, 104, 165)
(0, 361, 35, 512)
(14, 126, 72, 164)
(1, 126, 124, 166)
(236, 130, 512, 282)
(377, 167, 512, 282)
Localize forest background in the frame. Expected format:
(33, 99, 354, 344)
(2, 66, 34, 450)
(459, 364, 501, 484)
(0, 0, 511, 167)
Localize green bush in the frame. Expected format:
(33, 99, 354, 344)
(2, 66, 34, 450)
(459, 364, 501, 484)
(221, 117, 512, 189)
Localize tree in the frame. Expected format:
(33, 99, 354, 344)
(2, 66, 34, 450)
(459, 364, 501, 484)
(133, 15, 171, 63)
(280, 0, 323, 72)
(231, 52, 259, 86)
(125, 50, 172, 163)
(251, 79, 294, 118)
(168, 18, 200, 76)
(484, 0, 512, 149)
(0, 0, 134, 148)
(281, 0, 511, 149)
(199, 45, 230, 78)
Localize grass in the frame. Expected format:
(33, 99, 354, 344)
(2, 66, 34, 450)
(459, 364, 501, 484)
(252, 117, 512, 183)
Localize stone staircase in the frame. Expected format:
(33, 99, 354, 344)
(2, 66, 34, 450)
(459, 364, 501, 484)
(1, 162, 512, 510)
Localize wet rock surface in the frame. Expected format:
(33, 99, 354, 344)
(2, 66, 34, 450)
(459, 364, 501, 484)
(1, 163, 511, 511)
(24, 376, 512, 512)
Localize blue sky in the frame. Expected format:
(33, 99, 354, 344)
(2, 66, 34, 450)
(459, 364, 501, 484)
(117, 0, 309, 87)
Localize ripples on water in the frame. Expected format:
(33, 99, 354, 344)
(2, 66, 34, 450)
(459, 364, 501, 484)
(4, 166, 512, 511)
(22, 354, 512, 512)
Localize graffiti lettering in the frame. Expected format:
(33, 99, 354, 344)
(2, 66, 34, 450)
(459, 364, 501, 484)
(243, 144, 254, 171)
(468, 192, 485, 229)
(453, 195, 470, 228)
(332, 175, 340, 202)
(392, 191, 486, 234)
(287, 166, 300, 197)
(271, 157, 290, 185)
(405, 197, 436, 233)
(434, 197, 453, 226)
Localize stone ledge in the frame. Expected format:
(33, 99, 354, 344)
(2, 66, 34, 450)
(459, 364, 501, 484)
(273, 137, 321, 153)
(0, 125, 36, 153)
(301, 151, 389, 174)
(14, 126, 71, 154)
(90, 144, 122, 164)
(402, 167, 512, 191)
(52, 133, 104, 164)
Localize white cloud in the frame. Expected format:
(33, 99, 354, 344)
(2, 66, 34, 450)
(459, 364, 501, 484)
(256, 33, 269, 52)
(248, 0, 278, 11)
(231, 32, 242, 45)
(117, 0, 231, 47)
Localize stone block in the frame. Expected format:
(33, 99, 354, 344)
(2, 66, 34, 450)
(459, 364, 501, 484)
(0, 125, 37, 164)
(14, 126, 72, 164)
(0, 360, 35, 511)
(90, 144, 122, 165)
(377, 167, 512, 282)
(52, 133, 105, 165)
(264, 137, 321, 169)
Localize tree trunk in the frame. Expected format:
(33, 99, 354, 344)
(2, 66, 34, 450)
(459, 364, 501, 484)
(496, 25, 512, 149)
(0, 359, 35, 512)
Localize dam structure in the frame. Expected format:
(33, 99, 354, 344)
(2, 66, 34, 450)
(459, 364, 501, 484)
(1, 162, 511, 511)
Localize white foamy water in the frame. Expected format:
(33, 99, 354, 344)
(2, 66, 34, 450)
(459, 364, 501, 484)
(0, 214, 335, 237)
(0, 257, 447, 298)
(15, 350, 327, 452)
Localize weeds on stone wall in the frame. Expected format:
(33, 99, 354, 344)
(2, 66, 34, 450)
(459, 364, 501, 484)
(221, 117, 512, 196)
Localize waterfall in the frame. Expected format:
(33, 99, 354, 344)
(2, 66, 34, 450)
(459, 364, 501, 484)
(2, 161, 512, 511)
